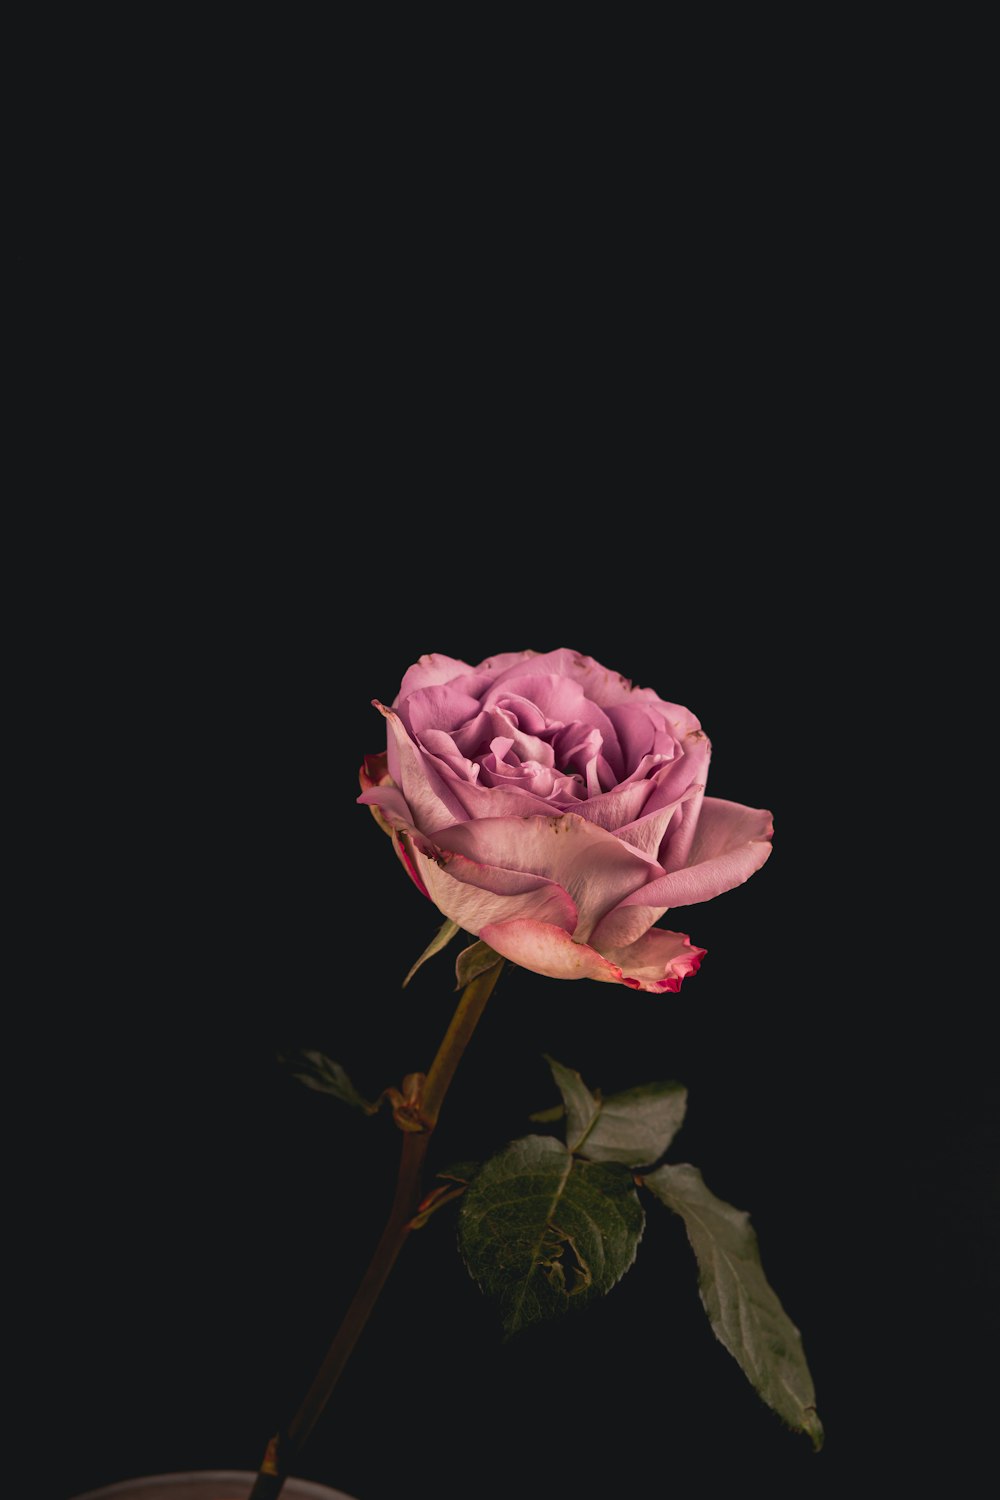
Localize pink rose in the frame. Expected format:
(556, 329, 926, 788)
(358, 649, 772, 993)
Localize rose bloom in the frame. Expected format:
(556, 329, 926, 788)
(358, 649, 772, 993)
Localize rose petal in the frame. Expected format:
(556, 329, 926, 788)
(375, 701, 468, 833)
(415, 847, 579, 938)
(641, 728, 711, 811)
(597, 926, 706, 992)
(431, 812, 654, 943)
(481, 673, 625, 781)
(394, 654, 476, 703)
(608, 797, 774, 914)
(479, 918, 635, 983)
(475, 749, 570, 801)
(358, 782, 417, 829)
(568, 776, 654, 830)
(450, 711, 493, 758)
(358, 754, 395, 837)
(479, 918, 704, 993)
(392, 826, 432, 898)
(359, 752, 390, 791)
(656, 781, 705, 872)
(441, 775, 578, 824)
(604, 703, 665, 770)
(612, 793, 688, 862)
(356, 793, 580, 939)
(629, 689, 704, 739)
(399, 685, 486, 740)
(488, 649, 637, 708)
(588, 899, 669, 952)
(418, 729, 482, 783)
(474, 650, 539, 674)
(483, 692, 549, 739)
(487, 705, 555, 767)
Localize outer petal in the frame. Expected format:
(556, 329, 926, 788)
(601, 798, 774, 929)
(597, 926, 706, 992)
(355, 772, 433, 900)
(356, 786, 580, 935)
(394, 654, 475, 703)
(479, 918, 704, 994)
(358, 782, 417, 830)
(391, 826, 433, 899)
(376, 701, 468, 833)
(359, 751, 389, 789)
(629, 689, 703, 739)
(654, 778, 706, 872)
(415, 846, 579, 938)
(474, 649, 539, 674)
(430, 812, 654, 943)
(588, 899, 668, 952)
(359, 753, 394, 836)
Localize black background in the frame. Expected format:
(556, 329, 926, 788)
(30, 47, 994, 1498)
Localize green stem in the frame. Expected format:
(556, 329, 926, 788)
(422, 958, 503, 1126)
(248, 958, 504, 1500)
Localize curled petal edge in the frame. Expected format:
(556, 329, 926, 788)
(358, 757, 431, 899)
(479, 917, 705, 994)
(626, 797, 774, 909)
(359, 753, 393, 836)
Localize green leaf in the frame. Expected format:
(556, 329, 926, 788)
(643, 1163, 823, 1449)
(582, 1081, 688, 1167)
(403, 918, 461, 987)
(528, 1104, 566, 1124)
(279, 1050, 379, 1114)
(437, 1161, 480, 1184)
(459, 1134, 644, 1336)
(455, 938, 503, 989)
(544, 1056, 687, 1166)
(543, 1055, 600, 1149)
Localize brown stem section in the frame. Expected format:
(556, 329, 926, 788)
(247, 958, 504, 1500)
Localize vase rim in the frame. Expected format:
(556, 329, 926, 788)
(71, 1470, 354, 1500)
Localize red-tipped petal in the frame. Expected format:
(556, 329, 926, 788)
(479, 918, 704, 994)
(598, 926, 706, 993)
